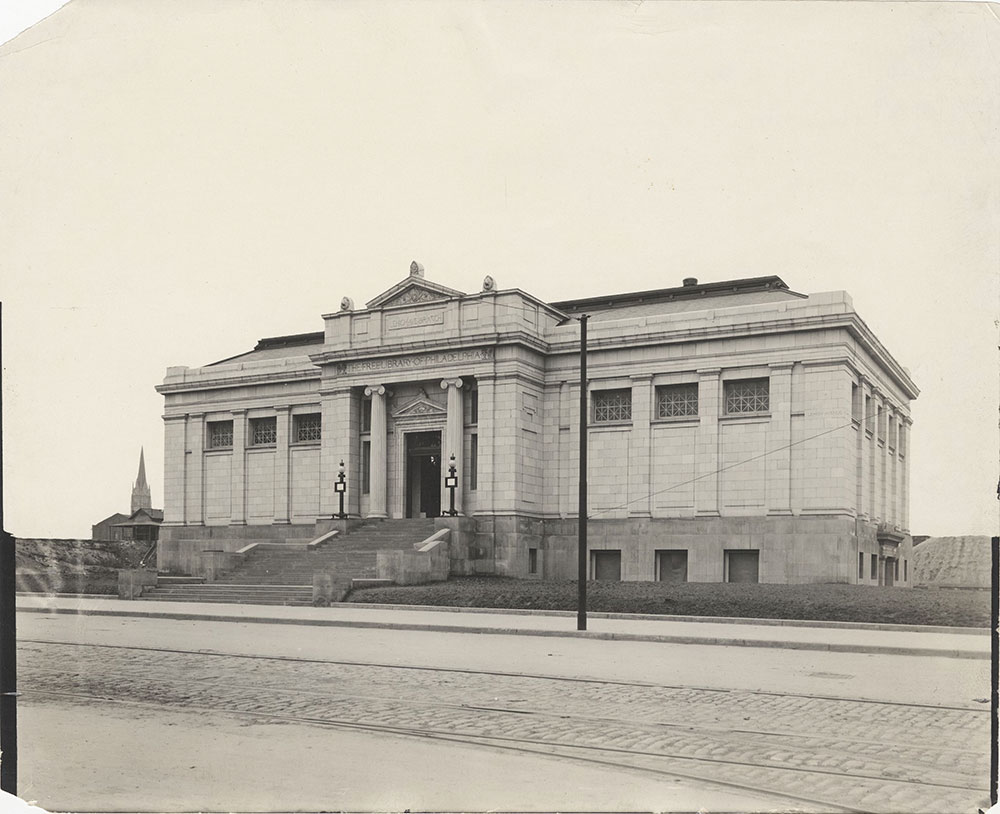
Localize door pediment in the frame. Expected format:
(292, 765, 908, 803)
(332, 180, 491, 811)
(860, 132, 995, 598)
(392, 397, 447, 421)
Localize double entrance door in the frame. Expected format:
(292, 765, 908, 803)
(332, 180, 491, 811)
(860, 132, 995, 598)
(405, 430, 442, 518)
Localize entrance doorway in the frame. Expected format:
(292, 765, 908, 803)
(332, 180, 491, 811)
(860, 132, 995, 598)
(405, 431, 442, 518)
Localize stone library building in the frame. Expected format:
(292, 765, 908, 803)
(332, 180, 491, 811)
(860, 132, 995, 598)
(157, 262, 917, 587)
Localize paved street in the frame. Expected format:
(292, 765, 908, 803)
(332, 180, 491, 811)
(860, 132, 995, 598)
(13, 608, 992, 812)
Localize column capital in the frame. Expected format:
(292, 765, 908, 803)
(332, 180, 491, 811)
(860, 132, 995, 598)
(231, 408, 247, 416)
(629, 373, 654, 382)
(273, 404, 292, 413)
(164, 414, 188, 423)
(768, 361, 795, 372)
(364, 385, 386, 397)
(697, 367, 722, 378)
(440, 377, 464, 390)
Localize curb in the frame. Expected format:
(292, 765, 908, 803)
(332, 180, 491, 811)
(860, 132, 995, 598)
(16, 604, 988, 660)
(338, 601, 990, 636)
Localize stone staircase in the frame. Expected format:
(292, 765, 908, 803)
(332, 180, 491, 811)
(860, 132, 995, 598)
(139, 519, 438, 606)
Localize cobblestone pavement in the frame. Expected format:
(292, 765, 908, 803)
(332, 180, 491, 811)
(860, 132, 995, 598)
(18, 641, 989, 813)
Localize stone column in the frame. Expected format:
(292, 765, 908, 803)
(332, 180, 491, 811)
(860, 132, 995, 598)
(231, 409, 247, 525)
(765, 363, 793, 515)
(162, 415, 188, 525)
(441, 378, 465, 514)
(274, 406, 291, 524)
(186, 412, 204, 526)
(628, 374, 653, 517)
(365, 385, 388, 518)
(695, 369, 721, 516)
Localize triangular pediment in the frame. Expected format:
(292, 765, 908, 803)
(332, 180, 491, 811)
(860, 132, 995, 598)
(391, 396, 447, 420)
(366, 278, 466, 309)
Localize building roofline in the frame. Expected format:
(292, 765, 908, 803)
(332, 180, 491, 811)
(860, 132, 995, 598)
(549, 275, 803, 312)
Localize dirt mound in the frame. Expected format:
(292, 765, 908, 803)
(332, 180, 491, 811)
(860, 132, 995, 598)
(15, 538, 149, 594)
(912, 536, 991, 588)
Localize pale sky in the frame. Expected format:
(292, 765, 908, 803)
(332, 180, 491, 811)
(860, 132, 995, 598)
(1, 0, 998, 539)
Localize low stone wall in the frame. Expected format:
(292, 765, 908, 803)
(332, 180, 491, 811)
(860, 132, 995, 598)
(377, 533, 450, 586)
(117, 569, 158, 599)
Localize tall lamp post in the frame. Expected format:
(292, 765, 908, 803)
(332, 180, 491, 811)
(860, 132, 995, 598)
(444, 454, 459, 516)
(334, 459, 347, 519)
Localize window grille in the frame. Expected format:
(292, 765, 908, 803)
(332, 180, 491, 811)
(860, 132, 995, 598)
(593, 389, 632, 423)
(207, 420, 233, 449)
(250, 417, 277, 446)
(724, 378, 769, 414)
(294, 414, 322, 443)
(656, 383, 698, 419)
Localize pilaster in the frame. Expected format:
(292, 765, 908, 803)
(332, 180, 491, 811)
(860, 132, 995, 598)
(230, 409, 246, 525)
(765, 363, 793, 515)
(695, 368, 721, 516)
(475, 375, 496, 515)
(162, 415, 187, 525)
(628, 374, 653, 517)
(441, 378, 465, 514)
(186, 412, 204, 525)
(320, 387, 359, 517)
(274, 406, 291, 524)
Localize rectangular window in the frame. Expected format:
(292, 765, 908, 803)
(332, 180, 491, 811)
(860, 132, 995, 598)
(871, 553, 878, 580)
(888, 416, 896, 450)
(726, 550, 759, 583)
(656, 383, 698, 419)
(724, 378, 769, 415)
(852, 383, 861, 423)
(858, 552, 865, 580)
(528, 547, 538, 575)
(904, 559, 907, 582)
(469, 433, 478, 491)
(865, 396, 873, 435)
(361, 399, 372, 433)
(362, 441, 371, 495)
(249, 417, 277, 446)
(877, 405, 886, 442)
(591, 550, 622, 581)
(593, 389, 632, 423)
(207, 420, 233, 449)
(898, 424, 906, 457)
(293, 413, 321, 443)
(656, 550, 688, 583)
(470, 389, 479, 425)
(894, 559, 900, 581)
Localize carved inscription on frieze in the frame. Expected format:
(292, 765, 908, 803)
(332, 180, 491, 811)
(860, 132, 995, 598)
(336, 347, 494, 376)
(385, 310, 444, 331)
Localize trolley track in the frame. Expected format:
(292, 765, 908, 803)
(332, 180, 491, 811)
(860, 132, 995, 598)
(18, 637, 990, 813)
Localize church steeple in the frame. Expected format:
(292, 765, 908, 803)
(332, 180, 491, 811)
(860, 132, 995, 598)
(131, 447, 152, 514)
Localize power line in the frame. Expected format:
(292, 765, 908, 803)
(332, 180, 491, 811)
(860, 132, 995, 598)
(587, 405, 902, 520)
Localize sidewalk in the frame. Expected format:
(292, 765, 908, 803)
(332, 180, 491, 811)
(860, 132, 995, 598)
(15, 594, 989, 658)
